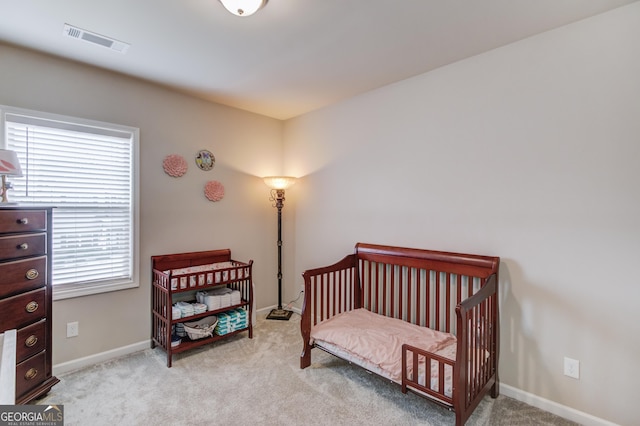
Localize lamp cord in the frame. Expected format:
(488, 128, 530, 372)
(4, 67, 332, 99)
(284, 290, 304, 311)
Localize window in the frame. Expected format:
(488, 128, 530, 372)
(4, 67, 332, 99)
(1, 106, 139, 300)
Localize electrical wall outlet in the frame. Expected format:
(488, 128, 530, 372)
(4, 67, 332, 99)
(66, 321, 79, 338)
(564, 356, 579, 379)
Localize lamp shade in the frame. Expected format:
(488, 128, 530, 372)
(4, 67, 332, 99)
(0, 150, 23, 177)
(219, 0, 268, 17)
(263, 176, 296, 190)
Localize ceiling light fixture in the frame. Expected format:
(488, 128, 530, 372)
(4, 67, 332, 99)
(218, 0, 268, 17)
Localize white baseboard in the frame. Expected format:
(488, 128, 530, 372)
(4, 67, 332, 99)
(53, 340, 150, 376)
(501, 384, 619, 426)
(256, 305, 274, 315)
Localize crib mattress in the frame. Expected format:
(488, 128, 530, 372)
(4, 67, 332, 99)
(310, 308, 457, 393)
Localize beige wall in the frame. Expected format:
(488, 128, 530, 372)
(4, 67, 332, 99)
(284, 4, 640, 425)
(0, 43, 285, 365)
(2, 2, 639, 423)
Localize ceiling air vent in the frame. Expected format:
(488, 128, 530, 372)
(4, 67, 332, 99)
(63, 24, 130, 54)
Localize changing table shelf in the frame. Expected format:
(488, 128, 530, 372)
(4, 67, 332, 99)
(168, 328, 248, 355)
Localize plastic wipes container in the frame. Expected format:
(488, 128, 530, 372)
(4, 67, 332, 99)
(171, 334, 182, 347)
(214, 309, 248, 336)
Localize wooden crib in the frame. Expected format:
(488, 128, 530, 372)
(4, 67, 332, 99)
(300, 243, 500, 426)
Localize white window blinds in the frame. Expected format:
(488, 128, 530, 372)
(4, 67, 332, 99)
(4, 110, 136, 291)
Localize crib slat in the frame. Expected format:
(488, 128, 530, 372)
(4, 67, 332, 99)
(470, 308, 475, 398)
(338, 269, 343, 314)
(427, 271, 440, 330)
(411, 268, 415, 324)
(332, 271, 337, 317)
(351, 266, 356, 310)
(411, 352, 420, 383)
(438, 359, 445, 394)
(367, 261, 372, 311)
(418, 268, 424, 326)
(391, 265, 396, 318)
(445, 273, 452, 333)
(380, 263, 385, 314)
(398, 267, 404, 320)
(319, 275, 324, 323)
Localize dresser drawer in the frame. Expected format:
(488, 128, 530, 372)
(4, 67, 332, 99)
(0, 210, 47, 233)
(16, 320, 47, 364)
(16, 351, 46, 397)
(0, 288, 46, 330)
(0, 256, 47, 298)
(0, 233, 47, 260)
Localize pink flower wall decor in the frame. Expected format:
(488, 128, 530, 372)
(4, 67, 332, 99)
(204, 180, 224, 202)
(163, 154, 187, 177)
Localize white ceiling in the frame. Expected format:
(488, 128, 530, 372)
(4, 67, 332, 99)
(0, 0, 636, 120)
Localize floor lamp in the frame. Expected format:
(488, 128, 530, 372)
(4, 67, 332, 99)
(263, 176, 296, 320)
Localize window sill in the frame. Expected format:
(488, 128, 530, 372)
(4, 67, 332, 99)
(52, 279, 138, 301)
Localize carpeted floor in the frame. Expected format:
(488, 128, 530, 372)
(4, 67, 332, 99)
(36, 313, 577, 426)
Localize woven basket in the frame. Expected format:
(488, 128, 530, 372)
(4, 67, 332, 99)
(183, 316, 218, 340)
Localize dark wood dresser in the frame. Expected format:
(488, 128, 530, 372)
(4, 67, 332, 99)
(0, 206, 58, 403)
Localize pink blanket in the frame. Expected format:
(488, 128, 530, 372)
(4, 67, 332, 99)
(310, 308, 456, 383)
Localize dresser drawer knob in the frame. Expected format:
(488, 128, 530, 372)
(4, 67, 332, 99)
(25, 368, 38, 381)
(25, 269, 39, 280)
(25, 301, 39, 313)
(18, 243, 29, 250)
(25, 335, 38, 348)
(17, 218, 29, 225)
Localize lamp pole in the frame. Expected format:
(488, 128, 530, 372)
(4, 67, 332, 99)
(275, 189, 284, 311)
(264, 176, 296, 321)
